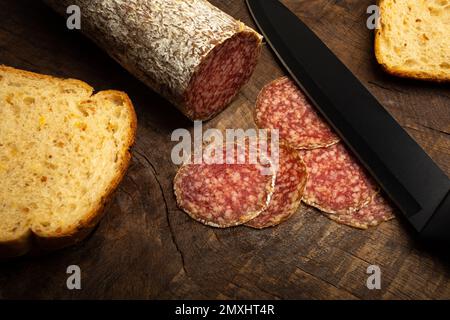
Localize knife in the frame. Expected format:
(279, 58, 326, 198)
(246, 0, 450, 243)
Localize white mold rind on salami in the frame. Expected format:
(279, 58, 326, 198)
(327, 194, 396, 229)
(246, 144, 307, 229)
(300, 143, 378, 215)
(255, 77, 340, 149)
(173, 143, 276, 228)
(45, 0, 263, 120)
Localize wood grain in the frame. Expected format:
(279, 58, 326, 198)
(0, 0, 449, 300)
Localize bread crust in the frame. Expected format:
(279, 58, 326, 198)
(0, 66, 137, 259)
(374, 0, 450, 83)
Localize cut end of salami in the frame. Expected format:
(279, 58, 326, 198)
(255, 77, 340, 149)
(174, 143, 275, 228)
(328, 194, 396, 229)
(186, 31, 262, 120)
(246, 145, 307, 229)
(300, 143, 378, 215)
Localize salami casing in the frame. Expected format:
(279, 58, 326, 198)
(174, 143, 275, 228)
(246, 145, 307, 229)
(45, 0, 263, 120)
(328, 194, 395, 229)
(300, 143, 378, 215)
(255, 77, 340, 149)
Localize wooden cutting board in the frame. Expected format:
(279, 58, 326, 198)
(0, 0, 449, 299)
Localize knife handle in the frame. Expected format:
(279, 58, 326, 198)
(420, 190, 450, 245)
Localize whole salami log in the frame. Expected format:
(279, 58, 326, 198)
(45, 0, 263, 120)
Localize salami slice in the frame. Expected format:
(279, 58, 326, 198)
(246, 145, 307, 229)
(328, 194, 396, 229)
(45, 0, 262, 121)
(254, 77, 340, 149)
(300, 143, 378, 215)
(174, 143, 275, 228)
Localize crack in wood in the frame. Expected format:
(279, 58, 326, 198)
(404, 124, 450, 137)
(368, 81, 406, 94)
(294, 265, 361, 299)
(338, 248, 373, 266)
(229, 279, 283, 300)
(134, 149, 188, 276)
(210, 231, 226, 247)
(369, 81, 450, 101)
(420, 124, 450, 136)
(118, 186, 134, 200)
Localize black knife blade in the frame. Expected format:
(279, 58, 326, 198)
(246, 0, 450, 242)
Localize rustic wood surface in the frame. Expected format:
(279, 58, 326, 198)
(0, 0, 449, 300)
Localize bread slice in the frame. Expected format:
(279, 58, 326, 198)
(375, 0, 450, 82)
(0, 66, 137, 258)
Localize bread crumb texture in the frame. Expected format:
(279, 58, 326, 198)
(0, 66, 136, 250)
(376, 0, 450, 81)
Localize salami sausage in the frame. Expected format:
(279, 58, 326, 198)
(174, 143, 275, 228)
(246, 144, 307, 229)
(328, 194, 396, 229)
(255, 77, 340, 149)
(45, 0, 262, 120)
(299, 143, 378, 215)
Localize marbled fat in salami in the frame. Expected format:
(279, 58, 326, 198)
(328, 194, 396, 229)
(174, 143, 275, 228)
(300, 143, 378, 215)
(246, 145, 307, 229)
(254, 77, 340, 149)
